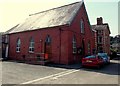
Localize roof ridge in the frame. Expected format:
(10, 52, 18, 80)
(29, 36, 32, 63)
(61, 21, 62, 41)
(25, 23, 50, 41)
(29, 1, 82, 16)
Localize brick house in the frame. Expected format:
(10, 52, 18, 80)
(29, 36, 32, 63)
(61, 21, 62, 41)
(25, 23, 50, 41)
(3, 1, 95, 65)
(111, 35, 120, 53)
(92, 29, 97, 54)
(92, 17, 111, 55)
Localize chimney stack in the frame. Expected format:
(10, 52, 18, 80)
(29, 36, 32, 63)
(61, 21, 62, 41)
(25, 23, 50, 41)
(97, 17, 103, 25)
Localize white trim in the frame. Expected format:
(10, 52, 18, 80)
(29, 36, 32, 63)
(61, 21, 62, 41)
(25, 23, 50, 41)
(80, 19, 84, 33)
(29, 51, 34, 53)
(29, 38, 35, 52)
(72, 36, 77, 54)
(16, 38, 21, 52)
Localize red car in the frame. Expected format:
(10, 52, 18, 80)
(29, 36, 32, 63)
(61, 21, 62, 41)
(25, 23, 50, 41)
(81, 55, 104, 68)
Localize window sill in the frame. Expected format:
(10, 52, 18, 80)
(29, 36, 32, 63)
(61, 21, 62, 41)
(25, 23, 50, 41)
(73, 53, 77, 55)
(29, 51, 34, 53)
(16, 51, 20, 53)
(81, 33, 85, 35)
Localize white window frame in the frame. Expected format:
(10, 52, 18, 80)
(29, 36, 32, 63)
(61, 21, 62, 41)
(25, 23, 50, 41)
(45, 35, 51, 45)
(16, 38, 21, 52)
(88, 41, 91, 55)
(80, 19, 85, 34)
(72, 36, 77, 54)
(98, 30, 103, 34)
(29, 38, 35, 53)
(98, 36, 102, 44)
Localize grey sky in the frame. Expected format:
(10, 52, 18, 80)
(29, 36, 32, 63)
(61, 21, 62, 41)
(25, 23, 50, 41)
(0, 0, 119, 36)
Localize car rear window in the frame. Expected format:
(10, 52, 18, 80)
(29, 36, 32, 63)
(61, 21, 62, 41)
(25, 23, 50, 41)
(98, 53, 107, 56)
(85, 55, 96, 58)
(98, 53, 107, 58)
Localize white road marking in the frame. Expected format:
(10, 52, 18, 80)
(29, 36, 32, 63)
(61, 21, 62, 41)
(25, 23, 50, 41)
(51, 77, 58, 80)
(54, 68, 67, 70)
(21, 69, 79, 84)
(51, 70, 79, 79)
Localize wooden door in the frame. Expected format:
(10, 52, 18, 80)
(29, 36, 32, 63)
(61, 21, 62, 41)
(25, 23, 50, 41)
(44, 43, 52, 60)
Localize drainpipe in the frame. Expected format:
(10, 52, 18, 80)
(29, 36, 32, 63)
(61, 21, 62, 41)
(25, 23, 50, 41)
(5, 34, 9, 59)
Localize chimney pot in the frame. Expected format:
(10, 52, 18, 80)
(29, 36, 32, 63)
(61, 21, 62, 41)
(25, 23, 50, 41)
(97, 17, 103, 25)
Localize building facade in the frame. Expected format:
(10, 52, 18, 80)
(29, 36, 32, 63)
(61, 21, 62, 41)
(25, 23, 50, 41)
(111, 35, 120, 53)
(0, 33, 3, 58)
(3, 2, 95, 65)
(92, 17, 111, 55)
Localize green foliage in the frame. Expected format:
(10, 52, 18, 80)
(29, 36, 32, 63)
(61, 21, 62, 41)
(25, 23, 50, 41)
(110, 48, 117, 52)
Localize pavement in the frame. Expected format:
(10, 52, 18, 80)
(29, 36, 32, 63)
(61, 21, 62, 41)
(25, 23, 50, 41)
(46, 63, 81, 69)
(0, 58, 2, 61)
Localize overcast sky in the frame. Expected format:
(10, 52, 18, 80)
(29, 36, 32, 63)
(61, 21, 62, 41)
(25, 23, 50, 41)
(0, 0, 119, 36)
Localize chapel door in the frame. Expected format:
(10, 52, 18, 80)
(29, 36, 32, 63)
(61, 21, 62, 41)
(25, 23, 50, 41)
(44, 35, 52, 60)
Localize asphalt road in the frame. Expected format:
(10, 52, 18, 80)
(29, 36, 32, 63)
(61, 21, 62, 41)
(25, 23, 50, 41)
(2, 57, 119, 85)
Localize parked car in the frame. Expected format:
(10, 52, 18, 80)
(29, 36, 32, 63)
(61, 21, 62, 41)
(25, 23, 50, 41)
(117, 52, 120, 57)
(82, 55, 104, 68)
(98, 53, 110, 64)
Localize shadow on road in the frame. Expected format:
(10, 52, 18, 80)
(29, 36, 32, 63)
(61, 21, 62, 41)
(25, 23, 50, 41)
(81, 60, 119, 75)
(46, 63, 81, 69)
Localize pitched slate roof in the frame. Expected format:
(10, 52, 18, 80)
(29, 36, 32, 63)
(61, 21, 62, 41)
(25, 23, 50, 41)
(5, 24, 19, 34)
(92, 25, 108, 30)
(92, 24, 111, 34)
(8, 1, 83, 34)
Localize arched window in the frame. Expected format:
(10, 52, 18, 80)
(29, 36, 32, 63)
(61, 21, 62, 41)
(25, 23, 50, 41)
(45, 35, 51, 45)
(16, 38, 21, 52)
(72, 35, 77, 54)
(29, 37, 34, 52)
(80, 19, 85, 33)
(88, 41, 91, 55)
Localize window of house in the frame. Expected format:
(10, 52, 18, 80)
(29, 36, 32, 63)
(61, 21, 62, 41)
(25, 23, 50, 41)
(29, 37, 34, 53)
(88, 41, 91, 55)
(16, 38, 21, 52)
(98, 36, 102, 44)
(72, 35, 77, 54)
(80, 19, 85, 33)
(45, 35, 51, 45)
(98, 30, 103, 34)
